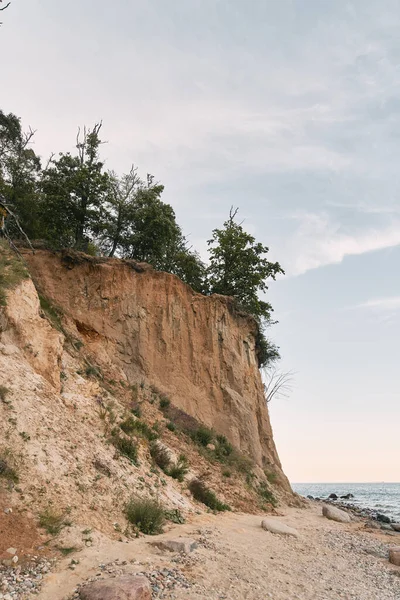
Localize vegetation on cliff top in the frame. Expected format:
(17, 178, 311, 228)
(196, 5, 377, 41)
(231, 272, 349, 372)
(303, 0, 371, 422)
(0, 109, 283, 367)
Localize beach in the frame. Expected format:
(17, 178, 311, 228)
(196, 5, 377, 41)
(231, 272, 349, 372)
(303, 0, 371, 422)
(27, 502, 400, 600)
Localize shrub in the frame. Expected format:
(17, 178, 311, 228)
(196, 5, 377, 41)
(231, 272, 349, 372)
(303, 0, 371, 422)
(164, 508, 185, 524)
(0, 453, 18, 483)
(150, 442, 171, 471)
(120, 417, 158, 441)
(159, 395, 171, 411)
(125, 497, 165, 535)
(38, 294, 63, 332)
(166, 421, 176, 432)
(111, 433, 138, 465)
(131, 404, 142, 418)
(222, 470, 232, 478)
(0, 385, 10, 402)
(191, 425, 214, 447)
(257, 482, 277, 507)
(39, 509, 66, 535)
(85, 365, 102, 378)
(214, 435, 234, 460)
(167, 455, 189, 482)
(188, 479, 230, 511)
(265, 471, 278, 485)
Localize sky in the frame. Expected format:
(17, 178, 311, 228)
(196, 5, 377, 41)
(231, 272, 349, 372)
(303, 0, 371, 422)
(1, 0, 399, 483)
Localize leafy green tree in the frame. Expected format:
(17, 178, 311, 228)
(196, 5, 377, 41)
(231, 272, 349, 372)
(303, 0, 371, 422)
(207, 207, 284, 320)
(207, 208, 284, 368)
(0, 110, 42, 238)
(41, 124, 109, 249)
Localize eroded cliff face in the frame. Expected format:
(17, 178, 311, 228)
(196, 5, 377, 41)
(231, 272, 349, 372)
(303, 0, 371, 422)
(24, 250, 290, 492)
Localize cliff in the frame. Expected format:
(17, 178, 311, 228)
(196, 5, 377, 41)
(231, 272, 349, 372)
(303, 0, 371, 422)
(23, 249, 289, 486)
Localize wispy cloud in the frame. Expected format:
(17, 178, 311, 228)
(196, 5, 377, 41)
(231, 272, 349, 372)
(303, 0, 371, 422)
(284, 213, 400, 276)
(355, 296, 400, 311)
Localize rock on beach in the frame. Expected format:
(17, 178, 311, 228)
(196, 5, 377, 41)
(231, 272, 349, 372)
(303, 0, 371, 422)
(261, 518, 299, 537)
(79, 575, 152, 600)
(322, 504, 351, 523)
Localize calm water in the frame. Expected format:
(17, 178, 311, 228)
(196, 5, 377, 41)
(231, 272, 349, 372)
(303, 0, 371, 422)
(292, 482, 400, 521)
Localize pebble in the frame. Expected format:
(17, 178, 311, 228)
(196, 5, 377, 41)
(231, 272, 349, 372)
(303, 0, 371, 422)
(0, 557, 55, 600)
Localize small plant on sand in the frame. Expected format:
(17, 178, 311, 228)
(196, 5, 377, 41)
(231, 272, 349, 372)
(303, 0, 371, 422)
(257, 482, 277, 507)
(159, 395, 171, 411)
(190, 425, 214, 447)
(110, 432, 138, 465)
(0, 385, 10, 402)
(120, 417, 158, 441)
(164, 508, 185, 524)
(166, 421, 176, 432)
(125, 497, 165, 535)
(150, 442, 171, 471)
(0, 451, 18, 483)
(39, 508, 66, 535)
(167, 454, 189, 482)
(188, 479, 230, 512)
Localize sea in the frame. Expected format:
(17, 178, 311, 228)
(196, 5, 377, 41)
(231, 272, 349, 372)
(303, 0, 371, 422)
(292, 482, 400, 522)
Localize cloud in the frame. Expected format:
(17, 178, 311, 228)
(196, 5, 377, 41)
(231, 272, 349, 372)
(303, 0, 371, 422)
(284, 212, 400, 275)
(355, 296, 400, 311)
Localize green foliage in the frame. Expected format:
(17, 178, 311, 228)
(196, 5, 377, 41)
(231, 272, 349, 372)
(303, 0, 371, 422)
(159, 395, 171, 411)
(166, 421, 176, 432)
(38, 294, 63, 331)
(190, 425, 214, 447)
(0, 242, 29, 306)
(125, 496, 165, 535)
(150, 442, 171, 471)
(0, 385, 10, 402)
(167, 454, 189, 482)
(131, 404, 142, 418)
(257, 482, 277, 507)
(120, 417, 158, 441)
(265, 471, 278, 484)
(40, 124, 110, 250)
(207, 207, 284, 321)
(164, 508, 185, 524)
(110, 432, 138, 465)
(0, 451, 18, 483)
(39, 508, 66, 535)
(188, 479, 230, 512)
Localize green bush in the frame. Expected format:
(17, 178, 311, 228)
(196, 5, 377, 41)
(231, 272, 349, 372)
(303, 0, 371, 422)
(150, 442, 171, 471)
(159, 395, 171, 411)
(111, 433, 138, 465)
(191, 425, 214, 447)
(164, 508, 185, 524)
(188, 479, 230, 511)
(120, 417, 158, 441)
(39, 509, 66, 535)
(0, 453, 18, 483)
(0, 385, 10, 402)
(166, 421, 176, 432)
(167, 455, 189, 482)
(257, 482, 277, 507)
(125, 497, 165, 534)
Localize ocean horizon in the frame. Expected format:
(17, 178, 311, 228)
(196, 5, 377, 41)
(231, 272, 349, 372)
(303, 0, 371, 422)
(292, 482, 400, 521)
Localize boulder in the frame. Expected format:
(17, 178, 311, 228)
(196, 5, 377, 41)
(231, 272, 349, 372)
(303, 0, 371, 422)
(389, 547, 400, 567)
(377, 513, 391, 524)
(306, 495, 314, 500)
(261, 519, 299, 538)
(79, 575, 151, 600)
(328, 493, 338, 500)
(152, 537, 198, 554)
(380, 523, 393, 531)
(322, 505, 351, 523)
(340, 494, 354, 500)
(392, 523, 400, 532)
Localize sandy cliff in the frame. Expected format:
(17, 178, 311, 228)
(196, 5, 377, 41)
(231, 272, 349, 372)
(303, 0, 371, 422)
(23, 250, 289, 489)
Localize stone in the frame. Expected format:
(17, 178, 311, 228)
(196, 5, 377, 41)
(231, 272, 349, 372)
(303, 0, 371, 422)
(206, 444, 216, 451)
(340, 494, 354, 500)
(152, 537, 198, 553)
(389, 547, 400, 567)
(380, 523, 393, 531)
(392, 523, 400, 532)
(307, 495, 314, 500)
(322, 505, 351, 523)
(261, 519, 299, 538)
(6, 548, 17, 555)
(377, 513, 391, 524)
(328, 493, 338, 500)
(79, 575, 151, 600)
(11, 556, 18, 564)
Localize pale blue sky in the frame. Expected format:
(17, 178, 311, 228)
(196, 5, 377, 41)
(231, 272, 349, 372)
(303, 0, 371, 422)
(2, 0, 399, 482)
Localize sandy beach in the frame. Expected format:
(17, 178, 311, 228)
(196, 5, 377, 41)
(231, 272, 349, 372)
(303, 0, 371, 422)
(32, 503, 400, 600)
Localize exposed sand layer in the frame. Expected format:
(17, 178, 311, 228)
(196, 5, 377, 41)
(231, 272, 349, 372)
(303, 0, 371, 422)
(36, 504, 400, 600)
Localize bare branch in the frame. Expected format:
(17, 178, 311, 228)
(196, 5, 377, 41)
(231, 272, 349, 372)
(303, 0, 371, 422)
(0, 196, 35, 254)
(263, 367, 295, 403)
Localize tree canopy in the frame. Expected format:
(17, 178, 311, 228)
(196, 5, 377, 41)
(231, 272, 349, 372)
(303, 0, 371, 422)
(0, 110, 283, 368)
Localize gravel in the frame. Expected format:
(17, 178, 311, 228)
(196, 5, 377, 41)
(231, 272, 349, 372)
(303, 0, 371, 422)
(0, 557, 56, 600)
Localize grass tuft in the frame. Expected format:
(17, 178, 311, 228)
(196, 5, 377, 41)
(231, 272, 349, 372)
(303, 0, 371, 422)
(110, 432, 138, 465)
(39, 508, 66, 535)
(188, 479, 230, 512)
(125, 497, 165, 535)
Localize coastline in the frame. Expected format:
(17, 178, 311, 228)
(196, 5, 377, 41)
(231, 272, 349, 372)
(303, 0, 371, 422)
(30, 503, 400, 599)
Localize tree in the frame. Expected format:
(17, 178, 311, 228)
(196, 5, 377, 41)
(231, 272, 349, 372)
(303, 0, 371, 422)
(0, 110, 42, 239)
(207, 207, 284, 321)
(263, 368, 295, 403)
(41, 124, 109, 249)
